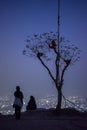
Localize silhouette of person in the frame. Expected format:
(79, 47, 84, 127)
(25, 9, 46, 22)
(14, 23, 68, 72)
(13, 86, 24, 119)
(26, 96, 37, 110)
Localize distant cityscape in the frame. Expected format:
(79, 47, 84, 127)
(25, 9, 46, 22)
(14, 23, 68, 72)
(0, 95, 87, 115)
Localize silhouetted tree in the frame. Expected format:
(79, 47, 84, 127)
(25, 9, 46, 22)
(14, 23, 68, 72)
(23, 32, 80, 110)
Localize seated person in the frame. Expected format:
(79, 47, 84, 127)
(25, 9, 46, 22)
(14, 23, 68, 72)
(26, 95, 37, 110)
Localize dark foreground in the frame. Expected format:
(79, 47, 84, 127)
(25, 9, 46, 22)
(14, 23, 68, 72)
(0, 108, 87, 130)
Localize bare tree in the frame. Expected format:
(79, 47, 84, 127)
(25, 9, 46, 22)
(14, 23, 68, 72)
(23, 32, 80, 110)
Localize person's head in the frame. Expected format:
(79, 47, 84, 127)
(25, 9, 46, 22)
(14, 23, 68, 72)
(16, 86, 20, 91)
(30, 95, 34, 100)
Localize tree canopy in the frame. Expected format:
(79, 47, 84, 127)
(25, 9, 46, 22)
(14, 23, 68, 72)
(23, 32, 80, 109)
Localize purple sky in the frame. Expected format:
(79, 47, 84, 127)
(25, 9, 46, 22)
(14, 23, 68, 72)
(0, 0, 87, 98)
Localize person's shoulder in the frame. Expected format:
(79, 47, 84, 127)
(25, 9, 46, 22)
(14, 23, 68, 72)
(14, 91, 16, 94)
(20, 91, 23, 94)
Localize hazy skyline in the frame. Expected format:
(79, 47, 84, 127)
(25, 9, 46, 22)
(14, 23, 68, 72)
(0, 0, 87, 99)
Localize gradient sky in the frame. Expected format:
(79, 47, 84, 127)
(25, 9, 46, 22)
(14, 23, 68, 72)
(0, 0, 87, 99)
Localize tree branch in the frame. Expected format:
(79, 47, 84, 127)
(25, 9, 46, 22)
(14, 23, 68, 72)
(38, 57, 55, 83)
(60, 64, 69, 88)
(55, 53, 60, 84)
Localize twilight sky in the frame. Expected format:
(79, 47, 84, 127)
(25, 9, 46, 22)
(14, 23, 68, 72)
(0, 0, 87, 99)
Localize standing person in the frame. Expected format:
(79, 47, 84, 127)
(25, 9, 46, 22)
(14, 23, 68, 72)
(13, 86, 24, 119)
(26, 95, 37, 110)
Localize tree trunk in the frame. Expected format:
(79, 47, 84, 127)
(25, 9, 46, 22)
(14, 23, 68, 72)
(56, 88, 62, 110)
